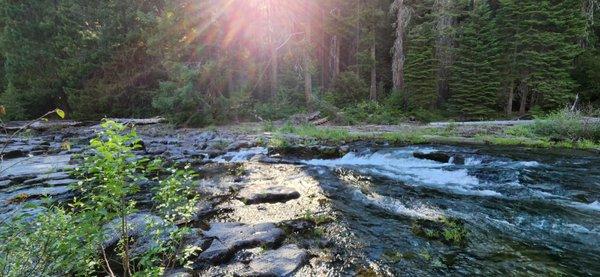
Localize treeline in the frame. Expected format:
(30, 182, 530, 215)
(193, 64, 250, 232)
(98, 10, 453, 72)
(0, 0, 598, 125)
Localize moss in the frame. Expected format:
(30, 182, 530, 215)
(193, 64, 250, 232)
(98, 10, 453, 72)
(411, 217, 468, 246)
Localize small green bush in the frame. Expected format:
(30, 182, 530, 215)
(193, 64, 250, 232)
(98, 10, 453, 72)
(255, 89, 304, 121)
(324, 71, 368, 108)
(341, 101, 404, 125)
(530, 109, 600, 142)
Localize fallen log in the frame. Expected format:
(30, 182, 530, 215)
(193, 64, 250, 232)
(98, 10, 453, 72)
(108, 117, 166, 125)
(1, 120, 82, 132)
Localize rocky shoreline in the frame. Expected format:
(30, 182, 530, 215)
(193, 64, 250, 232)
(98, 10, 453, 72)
(0, 121, 365, 276)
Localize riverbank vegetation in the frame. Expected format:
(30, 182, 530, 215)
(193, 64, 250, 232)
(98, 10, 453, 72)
(0, 1, 599, 126)
(0, 121, 199, 276)
(267, 109, 600, 150)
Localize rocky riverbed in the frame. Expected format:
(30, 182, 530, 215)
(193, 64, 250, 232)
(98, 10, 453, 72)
(1, 121, 599, 276)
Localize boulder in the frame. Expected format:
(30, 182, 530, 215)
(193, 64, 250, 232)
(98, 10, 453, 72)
(238, 244, 308, 276)
(237, 185, 300, 205)
(196, 222, 285, 264)
(413, 152, 451, 163)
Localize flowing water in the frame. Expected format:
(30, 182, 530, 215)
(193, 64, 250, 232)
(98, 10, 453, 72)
(299, 146, 600, 275)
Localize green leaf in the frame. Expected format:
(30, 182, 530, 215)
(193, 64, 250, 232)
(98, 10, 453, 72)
(56, 109, 66, 119)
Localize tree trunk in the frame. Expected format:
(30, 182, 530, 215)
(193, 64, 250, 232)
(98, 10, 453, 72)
(266, 1, 278, 98)
(369, 42, 377, 101)
(330, 8, 341, 82)
(303, 20, 313, 105)
(392, 0, 409, 104)
(506, 83, 514, 116)
(434, 0, 455, 107)
(354, 0, 361, 75)
(519, 83, 529, 115)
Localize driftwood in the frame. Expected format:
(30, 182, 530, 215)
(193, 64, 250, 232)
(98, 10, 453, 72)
(311, 117, 329, 126)
(109, 117, 166, 125)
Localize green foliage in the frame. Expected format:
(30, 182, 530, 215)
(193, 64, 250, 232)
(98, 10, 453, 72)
(411, 217, 468, 246)
(449, 2, 501, 119)
(0, 0, 597, 123)
(325, 71, 369, 108)
(0, 207, 98, 276)
(573, 49, 600, 105)
(1, 121, 204, 276)
(410, 108, 444, 123)
(278, 124, 353, 142)
(403, 1, 438, 110)
(255, 90, 304, 121)
(341, 101, 404, 125)
(154, 165, 200, 223)
(530, 109, 600, 142)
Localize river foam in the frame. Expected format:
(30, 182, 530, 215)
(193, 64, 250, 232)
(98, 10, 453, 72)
(304, 148, 502, 197)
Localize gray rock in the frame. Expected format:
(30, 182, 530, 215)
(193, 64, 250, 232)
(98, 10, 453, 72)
(239, 244, 308, 277)
(197, 222, 285, 264)
(163, 269, 192, 277)
(22, 172, 71, 186)
(226, 140, 253, 152)
(0, 155, 72, 179)
(45, 178, 77, 186)
(237, 185, 300, 205)
(2, 186, 71, 203)
(101, 213, 177, 257)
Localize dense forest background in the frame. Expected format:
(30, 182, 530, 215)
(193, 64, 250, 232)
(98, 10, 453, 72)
(0, 0, 598, 126)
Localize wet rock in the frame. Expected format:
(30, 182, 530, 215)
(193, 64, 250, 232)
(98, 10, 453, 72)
(101, 213, 177, 257)
(226, 140, 253, 152)
(163, 269, 192, 277)
(413, 152, 451, 163)
(21, 171, 71, 187)
(205, 140, 233, 151)
(237, 184, 300, 205)
(0, 155, 72, 178)
(3, 186, 72, 203)
(281, 219, 316, 234)
(237, 244, 308, 277)
(450, 155, 465, 165)
(196, 222, 285, 264)
(249, 154, 281, 164)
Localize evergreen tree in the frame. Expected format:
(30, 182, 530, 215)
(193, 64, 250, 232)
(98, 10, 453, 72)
(497, 0, 586, 114)
(403, 0, 438, 109)
(449, 1, 501, 119)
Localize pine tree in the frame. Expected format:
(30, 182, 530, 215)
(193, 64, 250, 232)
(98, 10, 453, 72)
(497, 0, 586, 114)
(448, 1, 501, 119)
(403, 0, 437, 109)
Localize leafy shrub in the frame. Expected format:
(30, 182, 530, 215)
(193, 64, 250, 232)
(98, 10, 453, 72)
(0, 207, 98, 276)
(154, 165, 199, 223)
(324, 71, 368, 108)
(255, 89, 304, 121)
(410, 108, 445, 123)
(341, 101, 404, 125)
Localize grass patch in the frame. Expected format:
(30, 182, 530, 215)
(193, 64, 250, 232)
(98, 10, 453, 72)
(277, 123, 354, 142)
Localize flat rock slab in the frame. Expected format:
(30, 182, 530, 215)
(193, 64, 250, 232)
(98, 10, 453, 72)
(237, 185, 300, 205)
(0, 155, 72, 178)
(197, 222, 285, 264)
(102, 213, 177, 257)
(238, 244, 308, 277)
(1, 186, 71, 204)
